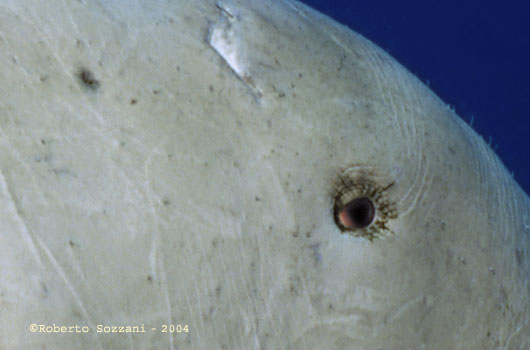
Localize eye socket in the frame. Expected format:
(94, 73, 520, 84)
(332, 167, 397, 240)
(335, 196, 375, 230)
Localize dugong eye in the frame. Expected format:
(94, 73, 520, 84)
(335, 197, 375, 229)
(332, 167, 397, 240)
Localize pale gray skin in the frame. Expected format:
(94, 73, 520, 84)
(0, 0, 529, 349)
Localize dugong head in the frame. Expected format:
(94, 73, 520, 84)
(1, 0, 529, 349)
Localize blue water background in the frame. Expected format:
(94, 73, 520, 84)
(300, 0, 530, 196)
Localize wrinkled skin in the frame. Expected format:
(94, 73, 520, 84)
(0, 0, 529, 349)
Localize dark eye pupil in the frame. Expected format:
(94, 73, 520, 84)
(340, 197, 375, 229)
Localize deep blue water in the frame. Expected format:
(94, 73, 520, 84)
(300, 0, 530, 196)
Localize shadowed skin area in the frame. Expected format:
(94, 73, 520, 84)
(0, 0, 529, 349)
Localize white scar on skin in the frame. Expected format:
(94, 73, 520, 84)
(207, 2, 262, 99)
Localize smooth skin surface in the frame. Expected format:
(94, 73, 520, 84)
(0, 0, 529, 349)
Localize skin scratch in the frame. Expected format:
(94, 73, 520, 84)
(0, 170, 43, 267)
(35, 236, 104, 350)
(158, 255, 175, 350)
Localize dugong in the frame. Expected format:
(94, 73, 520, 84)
(1, 0, 529, 349)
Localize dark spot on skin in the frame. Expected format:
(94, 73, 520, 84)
(215, 286, 221, 297)
(40, 75, 48, 82)
(309, 243, 322, 264)
(254, 196, 261, 202)
(278, 92, 285, 98)
(78, 68, 100, 90)
(153, 89, 160, 95)
(204, 306, 215, 320)
(41, 139, 46, 145)
(69, 240, 75, 247)
(209, 85, 214, 92)
(212, 239, 218, 247)
(448, 146, 456, 154)
(515, 249, 523, 266)
(289, 285, 299, 296)
(298, 73, 303, 78)
(147, 275, 152, 282)
(52, 168, 72, 176)
(487, 331, 491, 337)
(162, 198, 170, 206)
(130, 99, 137, 105)
(40, 281, 48, 294)
(337, 54, 346, 71)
